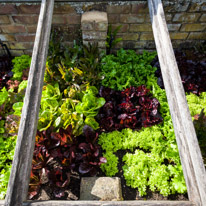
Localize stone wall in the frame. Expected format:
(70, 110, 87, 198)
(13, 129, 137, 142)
(0, 0, 205, 56)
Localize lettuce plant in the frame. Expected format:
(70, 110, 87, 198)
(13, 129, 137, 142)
(97, 85, 162, 131)
(11, 55, 31, 81)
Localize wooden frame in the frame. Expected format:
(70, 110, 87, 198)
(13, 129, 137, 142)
(2, 0, 206, 205)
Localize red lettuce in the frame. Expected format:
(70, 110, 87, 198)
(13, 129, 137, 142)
(97, 86, 163, 131)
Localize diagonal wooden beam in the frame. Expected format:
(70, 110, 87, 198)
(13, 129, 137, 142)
(4, 0, 54, 205)
(147, 0, 206, 206)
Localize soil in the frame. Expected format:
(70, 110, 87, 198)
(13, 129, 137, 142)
(32, 149, 188, 201)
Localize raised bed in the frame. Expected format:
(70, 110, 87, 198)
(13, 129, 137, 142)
(0, 0, 205, 206)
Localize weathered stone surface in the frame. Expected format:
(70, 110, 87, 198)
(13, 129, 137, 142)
(54, 4, 76, 14)
(0, 4, 18, 15)
(26, 26, 37, 33)
(167, 24, 181, 31)
(122, 33, 139, 41)
(15, 34, 35, 42)
(24, 50, 33, 56)
(170, 32, 188, 40)
(9, 42, 34, 50)
(108, 14, 119, 23)
(81, 22, 94, 31)
(173, 13, 201, 23)
(107, 5, 131, 14)
(188, 32, 206, 40)
(82, 11, 107, 23)
(200, 14, 206, 22)
(1, 25, 26, 33)
(111, 24, 129, 33)
(17, 4, 40, 14)
(164, 3, 189, 13)
(12, 15, 38, 24)
(180, 24, 206, 32)
(10, 49, 24, 56)
(52, 15, 67, 24)
(120, 14, 145, 23)
(188, 3, 202, 12)
(0, 16, 10, 24)
(165, 14, 173, 22)
(129, 24, 152, 32)
(80, 177, 122, 201)
(66, 15, 81, 25)
(140, 33, 154, 41)
(82, 31, 107, 40)
(131, 3, 149, 14)
(0, 34, 15, 41)
(95, 22, 108, 31)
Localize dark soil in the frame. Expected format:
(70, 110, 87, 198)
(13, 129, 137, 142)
(32, 149, 188, 201)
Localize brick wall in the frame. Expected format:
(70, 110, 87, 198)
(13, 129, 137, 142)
(0, 0, 205, 56)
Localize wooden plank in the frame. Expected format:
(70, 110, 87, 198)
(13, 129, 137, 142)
(4, 0, 54, 206)
(0, 200, 196, 206)
(147, 0, 206, 206)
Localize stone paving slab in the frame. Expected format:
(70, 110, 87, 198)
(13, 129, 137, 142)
(80, 177, 123, 201)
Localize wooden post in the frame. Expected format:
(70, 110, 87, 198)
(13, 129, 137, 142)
(147, 0, 206, 206)
(4, 0, 54, 205)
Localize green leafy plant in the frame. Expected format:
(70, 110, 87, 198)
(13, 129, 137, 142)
(12, 55, 31, 81)
(99, 127, 186, 197)
(100, 49, 157, 90)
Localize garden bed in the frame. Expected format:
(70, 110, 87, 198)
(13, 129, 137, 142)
(0, 32, 205, 201)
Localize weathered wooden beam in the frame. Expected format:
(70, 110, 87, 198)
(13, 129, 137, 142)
(148, 0, 206, 206)
(0, 200, 196, 206)
(4, 0, 54, 206)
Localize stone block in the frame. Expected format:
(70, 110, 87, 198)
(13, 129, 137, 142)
(188, 3, 202, 12)
(129, 24, 152, 32)
(164, 3, 189, 13)
(52, 15, 67, 24)
(200, 14, 206, 22)
(123, 41, 135, 49)
(140, 33, 154, 41)
(131, 3, 149, 14)
(107, 5, 131, 14)
(81, 22, 94, 31)
(12, 15, 38, 24)
(120, 14, 146, 23)
(9, 42, 34, 50)
(180, 24, 206, 32)
(0, 34, 15, 41)
(1, 25, 26, 33)
(111, 24, 129, 33)
(108, 14, 119, 24)
(188, 32, 206, 40)
(0, 16, 10, 24)
(122, 33, 139, 41)
(80, 177, 122, 201)
(82, 11, 107, 23)
(170, 32, 188, 40)
(26, 26, 37, 33)
(10, 50, 24, 56)
(95, 22, 108, 31)
(82, 31, 107, 40)
(0, 4, 18, 15)
(17, 4, 40, 14)
(54, 4, 76, 14)
(98, 41, 106, 48)
(173, 13, 201, 23)
(66, 15, 81, 25)
(81, 11, 108, 52)
(15, 35, 35, 42)
(165, 14, 173, 22)
(167, 24, 181, 31)
(201, 3, 206, 11)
